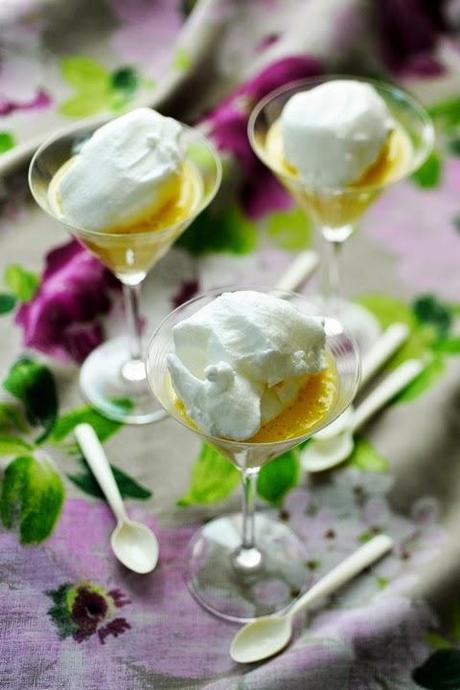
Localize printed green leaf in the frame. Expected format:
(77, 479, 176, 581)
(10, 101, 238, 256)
(412, 649, 460, 689)
(181, 0, 197, 17)
(111, 67, 138, 96)
(0, 454, 65, 544)
(68, 455, 151, 500)
(173, 48, 192, 71)
(357, 294, 434, 370)
(425, 632, 454, 651)
(59, 92, 109, 118)
(46, 584, 78, 639)
(60, 56, 109, 91)
(266, 206, 312, 250)
(411, 150, 442, 188)
(0, 435, 33, 456)
(0, 293, 16, 314)
(178, 443, 240, 506)
(412, 295, 452, 338)
(177, 205, 258, 256)
(4, 264, 39, 302)
(377, 576, 389, 589)
(49, 403, 128, 444)
(0, 403, 27, 432)
(3, 357, 58, 442)
(0, 132, 15, 154)
(448, 138, 460, 157)
(348, 437, 389, 472)
(428, 97, 460, 127)
(257, 448, 300, 505)
(393, 357, 444, 404)
(432, 338, 460, 354)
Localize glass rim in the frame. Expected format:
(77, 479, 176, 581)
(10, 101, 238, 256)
(28, 120, 223, 240)
(146, 285, 361, 450)
(247, 73, 435, 196)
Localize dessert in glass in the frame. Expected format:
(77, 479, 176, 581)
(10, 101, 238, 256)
(146, 288, 360, 621)
(29, 109, 221, 424)
(248, 77, 434, 348)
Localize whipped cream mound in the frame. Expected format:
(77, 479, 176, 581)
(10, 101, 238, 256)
(50, 108, 184, 231)
(281, 80, 394, 189)
(167, 290, 326, 441)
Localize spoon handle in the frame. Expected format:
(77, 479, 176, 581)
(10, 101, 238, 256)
(351, 359, 424, 432)
(360, 323, 409, 390)
(289, 535, 394, 618)
(75, 423, 127, 522)
(274, 250, 319, 291)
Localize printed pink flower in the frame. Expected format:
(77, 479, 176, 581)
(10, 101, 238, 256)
(202, 55, 323, 218)
(16, 239, 118, 362)
(46, 580, 131, 644)
(0, 88, 51, 116)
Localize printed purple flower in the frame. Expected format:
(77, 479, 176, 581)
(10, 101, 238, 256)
(16, 239, 118, 363)
(46, 580, 131, 644)
(0, 88, 51, 116)
(202, 55, 323, 218)
(376, 0, 448, 75)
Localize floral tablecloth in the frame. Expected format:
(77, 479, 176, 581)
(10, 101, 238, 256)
(2, 1, 460, 689)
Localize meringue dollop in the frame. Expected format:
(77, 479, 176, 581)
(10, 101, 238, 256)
(279, 80, 394, 189)
(167, 291, 327, 441)
(49, 108, 185, 232)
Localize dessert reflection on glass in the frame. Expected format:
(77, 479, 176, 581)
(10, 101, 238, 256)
(147, 288, 360, 621)
(29, 108, 221, 424)
(249, 77, 434, 348)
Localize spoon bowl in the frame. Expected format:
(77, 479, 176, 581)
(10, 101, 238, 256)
(111, 519, 159, 574)
(230, 615, 291, 664)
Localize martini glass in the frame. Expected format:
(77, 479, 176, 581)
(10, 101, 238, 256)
(248, 76, 434, 349)
(146, 288, 360, 621)
(29, 123, 221, 424)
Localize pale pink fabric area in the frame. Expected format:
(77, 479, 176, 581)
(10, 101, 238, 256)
(109, 0, 183, 80)
(366, 158, 460, 301)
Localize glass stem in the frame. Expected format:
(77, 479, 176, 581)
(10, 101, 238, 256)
(320, 224, 353, 313)
(121, 282, 146, 383)
(232, 468, 263, 574)
(325, 240, 342, 312)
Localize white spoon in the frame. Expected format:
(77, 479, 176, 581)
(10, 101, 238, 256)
(274, 250, 319, 291)
(230, 534, 394, 664)
(74, 423, 159, 574)
(301, 358, 424, 472)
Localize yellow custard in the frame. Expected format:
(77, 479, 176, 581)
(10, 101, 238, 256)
(49, 159, 204, 278)
(173, 357, 337, 443)
(250, 364, 336, 442)
(262, 118, 413, 227)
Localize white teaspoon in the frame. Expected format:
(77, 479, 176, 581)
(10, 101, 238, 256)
(74, 423, 159, 574)
(230, 534, 394, 664)
(274, 250, 319, 291)
(301, 358, 424, 472)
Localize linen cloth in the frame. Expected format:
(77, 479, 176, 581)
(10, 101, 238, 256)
(1, 1, 460, 688)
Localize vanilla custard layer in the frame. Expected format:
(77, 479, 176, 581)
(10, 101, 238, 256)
(173, 358, 337, 444)
(50, 159, 203, 278)
(263, 119, 413, 227)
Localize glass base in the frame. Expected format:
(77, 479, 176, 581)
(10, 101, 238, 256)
(80, 336, 167, 424)
(186, 513, 309, 622)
